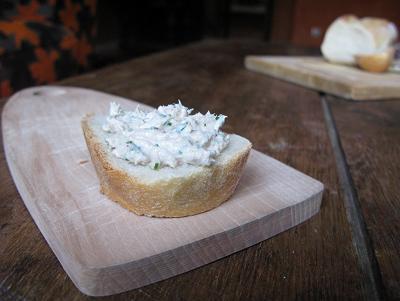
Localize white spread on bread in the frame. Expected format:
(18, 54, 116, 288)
(102, 101, 230, 169)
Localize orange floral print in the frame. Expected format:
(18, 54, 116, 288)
(59, 0, 81, 33)
(0, 20, 39, 48)
(0, 80, 12, 97)
(60, 34, 78, 50)
(76, 35, 92, 66)
(62, 35, 92, 67)
(60, 34, 91, 66)
(12, 0, 46, 23)
(29, 49, 59, 84)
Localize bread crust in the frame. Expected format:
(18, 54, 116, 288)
(81, 116, 251, 217)
(356, 47, 395, 73)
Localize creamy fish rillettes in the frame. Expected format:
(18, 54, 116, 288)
(102, 101, 230, 169)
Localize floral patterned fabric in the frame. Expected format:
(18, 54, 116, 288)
(0, 0, 96, 97)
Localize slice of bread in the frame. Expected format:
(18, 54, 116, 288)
(81, 115, 252, 217)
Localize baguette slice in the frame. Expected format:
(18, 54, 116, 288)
(82, 114, 252, 217)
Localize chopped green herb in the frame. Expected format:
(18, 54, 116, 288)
(153, 162, 160, 170)
(167, 122, 172, 126)
(178, 123, 187, 132)
(215, 116, 220, 120)
(155, 143, 159, 147)
(204, 123, 206, 127)
(178, 150, 183, 154)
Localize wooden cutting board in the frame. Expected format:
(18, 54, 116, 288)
(245, 56, 400, 100)
(2, 86, 324, 296)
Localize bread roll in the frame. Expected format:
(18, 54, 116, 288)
(321, 15, 398, 65)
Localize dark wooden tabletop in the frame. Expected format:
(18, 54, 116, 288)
(1, 39, 399, 301)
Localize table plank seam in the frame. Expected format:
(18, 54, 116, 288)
(321, 93, 386, 301)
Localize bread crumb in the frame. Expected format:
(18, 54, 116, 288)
(268, 138, 288, 151)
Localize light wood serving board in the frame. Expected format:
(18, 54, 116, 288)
(2, 86, 324, 296)
(245, 56, 400, 100)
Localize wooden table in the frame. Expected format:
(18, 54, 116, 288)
(1, 40, 399, 300)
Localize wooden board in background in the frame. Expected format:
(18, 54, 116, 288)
(2, 86, 323, 296)
(245, 56, 400, 101)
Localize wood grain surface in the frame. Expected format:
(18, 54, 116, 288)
(2, 86, 323, 296)
(245, 56, 400, 101)
(0, 40, 371, 300)
(330, 97, 400, 300)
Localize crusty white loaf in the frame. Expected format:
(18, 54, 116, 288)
(82, 115, 252, 217)
(321, 15, 398, 65)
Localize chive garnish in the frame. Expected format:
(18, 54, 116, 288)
(154, 162, 160, 170)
